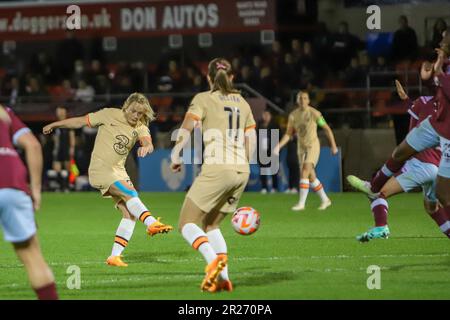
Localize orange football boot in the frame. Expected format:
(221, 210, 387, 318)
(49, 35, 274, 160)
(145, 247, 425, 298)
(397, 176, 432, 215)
(147, 218, 173, 236)
(201, 254, 228, 292)
(106, 255, 128, 267)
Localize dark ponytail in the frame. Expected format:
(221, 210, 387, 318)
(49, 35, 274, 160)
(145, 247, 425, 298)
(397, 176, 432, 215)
(208, 58, 239, 95)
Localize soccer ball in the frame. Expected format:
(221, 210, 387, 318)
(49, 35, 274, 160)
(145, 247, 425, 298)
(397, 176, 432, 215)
(231, 207, 260, 235)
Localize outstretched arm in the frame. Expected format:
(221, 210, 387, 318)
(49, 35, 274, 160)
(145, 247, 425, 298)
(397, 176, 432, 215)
(322, 123, 338, 155)
(273, 133, 292, 156)
(43, 116, 87, 134)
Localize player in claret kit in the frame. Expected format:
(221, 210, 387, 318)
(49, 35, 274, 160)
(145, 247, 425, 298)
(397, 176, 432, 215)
(0, 106, 58, 300)
(348, 29, 450, 240)
(274, 90, 338, 211)
(348, 80, 450, 241)
(171, 58, 257, 293)
(43, 93, 173, 267)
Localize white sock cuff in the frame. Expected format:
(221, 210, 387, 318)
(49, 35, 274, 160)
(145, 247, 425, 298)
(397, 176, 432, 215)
(310, 179, 321, 188)
(182, 223, 206, 247)
(300, 179, 309, 184)
(381, 164, 394, 177)
(206, 229, 227, 254)
(126, 197, 148, 218)
(116, 218, 136, 240)
(119, 218, 136, 230)
(371, 198, 388, 210)
(440, 221, 450, 232)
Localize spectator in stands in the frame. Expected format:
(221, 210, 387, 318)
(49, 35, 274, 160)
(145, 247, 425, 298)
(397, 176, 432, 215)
(190, 74, 204, 92)
(24, 76, 46, 98)
(269, 40, 284, 73)
(56, 31, 84, 79)
(231, 57, 241, 73)
(370, 56, 392, 87)
(257, 110, 279, 194)
(50, 79, 74, 104)
(291, 39, 303, 64)
(342, 57, 366, 87)
(251, 55, 263, 82)
(281, 53, 299, 89)
(129, 61, 146, 92)
(330, 21, 363, 72)
(152, 75, 174, 132)
(260, 67, 276, 101)
(71, 60, 87, 86)
(236, 65, 260, 89)
(86, 60, 109, 95)
(391, 15, 418, 63)
(167, 60, 182, 90)
(74, 80, 95, 103)
(1, 76, 20, 106)
(29, 52, 54, 84)
(430, 18, 447, 50)
(313, 22, 332, 65)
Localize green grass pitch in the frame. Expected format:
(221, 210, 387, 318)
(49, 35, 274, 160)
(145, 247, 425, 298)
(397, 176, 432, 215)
(0, 191, 449, 300)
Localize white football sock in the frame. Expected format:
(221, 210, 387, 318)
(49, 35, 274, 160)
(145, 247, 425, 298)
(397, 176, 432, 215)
(111, 218, 136, 257)
(207, 229, 229, 281)
(182, 223, 216, 264)
(125, 197, 157, 226)
(298, 179, 310, 206)
(310, 178, 329, 202)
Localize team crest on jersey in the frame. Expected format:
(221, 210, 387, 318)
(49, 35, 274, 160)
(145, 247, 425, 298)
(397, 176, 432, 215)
(113, 135, 130, 155)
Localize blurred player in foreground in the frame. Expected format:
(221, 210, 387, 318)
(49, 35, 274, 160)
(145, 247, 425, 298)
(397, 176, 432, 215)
(171, 58, 257, 293)
(274, 91, 338, 211)
(43, 93, 173, 267)
(0, 106, 58, 300)
(348, 80, 449, 241)
(347, 29, 450, 241)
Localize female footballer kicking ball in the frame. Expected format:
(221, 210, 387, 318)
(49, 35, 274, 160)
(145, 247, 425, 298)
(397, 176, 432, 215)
(274, 91, 338, 211)
(43, 93, 173, 267)
(171, 58, 257, 293)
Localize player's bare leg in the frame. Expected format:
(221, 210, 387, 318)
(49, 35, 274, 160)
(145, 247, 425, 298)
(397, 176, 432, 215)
(106, 197, 136, 267)
(108, 181, 173, 236)
(13, 235, 58, 300)
(178, 198, 225, 292)
(203, 210, 232, 292)
(348, 140, 418, 197)
(370, 141, 418, 193)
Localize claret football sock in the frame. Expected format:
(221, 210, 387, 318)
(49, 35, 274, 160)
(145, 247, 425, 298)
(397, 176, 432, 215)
(111, 218, 136, 256)
(182, 223, 216, 264)
(371, 197, 388, 227)
(34, 282, 58, 300)
(431, 206, 450, 238)
(126, 197, 157, 226)
(370, 158, 404, 193)
(207, 229, 229, 281)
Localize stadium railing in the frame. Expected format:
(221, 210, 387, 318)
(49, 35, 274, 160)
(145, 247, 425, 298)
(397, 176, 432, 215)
(289, 70, 422, 129)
